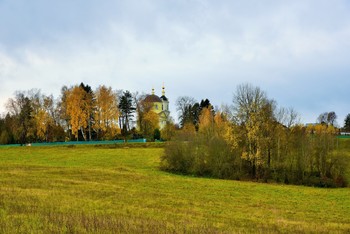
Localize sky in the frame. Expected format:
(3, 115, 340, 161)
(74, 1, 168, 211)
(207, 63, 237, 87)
(0, 0, 350, 125)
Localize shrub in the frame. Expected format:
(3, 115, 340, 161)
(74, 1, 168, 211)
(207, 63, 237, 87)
(161, 108, 348, 188)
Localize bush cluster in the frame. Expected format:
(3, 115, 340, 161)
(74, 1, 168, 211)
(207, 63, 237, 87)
(161, 110, 348, 188)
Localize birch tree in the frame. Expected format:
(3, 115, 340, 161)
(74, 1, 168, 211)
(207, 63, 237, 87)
(66, 86, 88, 141)
(94, 85, 119, 139)
(233, 83, 269, 178)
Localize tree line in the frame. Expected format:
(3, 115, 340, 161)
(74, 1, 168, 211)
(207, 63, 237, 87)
(0, 83, 175, 145)
(161, 84, 348, 187)
(0, 83, 348, 186)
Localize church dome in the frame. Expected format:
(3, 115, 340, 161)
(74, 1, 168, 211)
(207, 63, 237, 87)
(160, 95, 168, 101)
(144, 94, 162, 103)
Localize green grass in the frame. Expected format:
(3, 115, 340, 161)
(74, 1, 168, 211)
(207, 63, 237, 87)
(0, 144, 349, 233)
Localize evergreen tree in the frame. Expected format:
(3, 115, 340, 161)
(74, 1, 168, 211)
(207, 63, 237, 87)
(344, 113, 350, 132)
(18, 96, 33, 145)
(176, 97, 213, 130)
(118, 91, 136, 136)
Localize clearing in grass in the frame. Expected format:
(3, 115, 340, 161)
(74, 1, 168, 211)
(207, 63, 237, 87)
(0, 145, 349, 233)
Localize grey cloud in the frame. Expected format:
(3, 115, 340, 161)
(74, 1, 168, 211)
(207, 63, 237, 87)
(0, 0, 350, 123)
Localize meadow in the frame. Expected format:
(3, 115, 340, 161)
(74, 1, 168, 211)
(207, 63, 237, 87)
(0, 142, 349, 233)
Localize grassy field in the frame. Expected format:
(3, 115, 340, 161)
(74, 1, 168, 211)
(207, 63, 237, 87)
(0, 143, 349, 233)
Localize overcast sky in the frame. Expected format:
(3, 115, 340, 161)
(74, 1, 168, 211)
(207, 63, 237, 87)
(0, 0, 349, 125)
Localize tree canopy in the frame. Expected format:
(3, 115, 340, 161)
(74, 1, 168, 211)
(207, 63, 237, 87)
(162, 84, 347, 188)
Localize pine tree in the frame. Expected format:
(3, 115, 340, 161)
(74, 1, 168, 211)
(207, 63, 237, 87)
(344, 113, 350, 132)
(118, 91, 136, 136)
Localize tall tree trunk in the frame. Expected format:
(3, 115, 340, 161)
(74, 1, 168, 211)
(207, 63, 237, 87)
(252, 160, 256, 179)
(126, 114, 130, 132)
(81, 127, 86, 141)
(88, 116, 92, 141)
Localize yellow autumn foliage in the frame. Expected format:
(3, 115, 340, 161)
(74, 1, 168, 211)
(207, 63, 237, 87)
(66, 86, 88, 139)
(141, 110, 159, 137)
(94, 85, 120, 138)
(34, 108, 49, 141)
